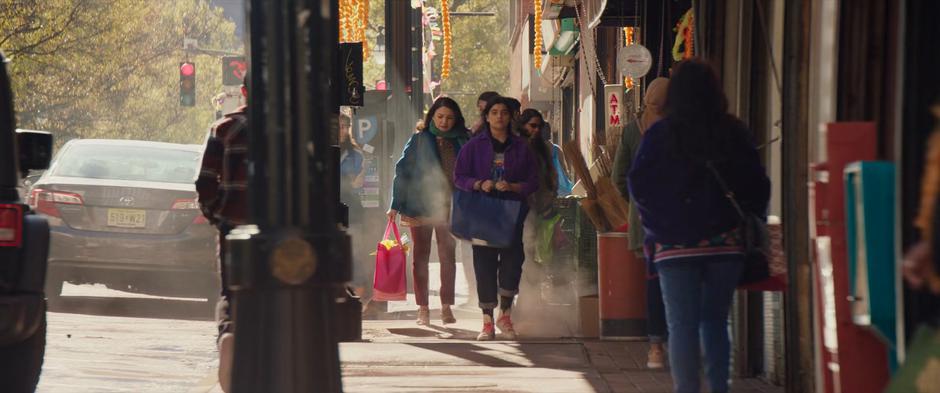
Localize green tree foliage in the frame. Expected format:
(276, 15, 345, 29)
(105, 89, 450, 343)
(1, 0, 241, 146)
(361, 0, 509, 118)
(440, 0, 509, 116)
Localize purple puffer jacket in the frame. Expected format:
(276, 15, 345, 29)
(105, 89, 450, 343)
(453, 129, 540, 202)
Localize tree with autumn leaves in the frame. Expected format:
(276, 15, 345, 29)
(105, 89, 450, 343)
(362, 0, 509, 117)
(1, 0, 241, 146)
(1, 0, 509, 146)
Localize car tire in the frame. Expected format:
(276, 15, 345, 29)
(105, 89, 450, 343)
(44, 273, 63, 305)
(0, 304, 46, 393)
(206, 292, 221, 320)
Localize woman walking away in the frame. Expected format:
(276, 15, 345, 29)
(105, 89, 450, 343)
(454, 97, 539, 341)
(388, 97, 470, 325)
(628, 60, 770, 393)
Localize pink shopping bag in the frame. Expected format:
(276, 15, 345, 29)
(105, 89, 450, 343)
(372, 219, 407, 301)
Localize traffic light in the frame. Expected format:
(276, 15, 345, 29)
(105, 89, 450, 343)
(179, 62, 196, 107)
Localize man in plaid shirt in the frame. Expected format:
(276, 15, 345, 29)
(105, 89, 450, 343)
(195, 74, 248, 393)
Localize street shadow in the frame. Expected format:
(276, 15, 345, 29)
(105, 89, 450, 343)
(47, 296, 213, 321)
(386, 327, 438, 338)
(405, 341, 611, 391)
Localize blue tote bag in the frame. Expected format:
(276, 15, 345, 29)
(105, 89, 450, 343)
(451, 189, 522, 248)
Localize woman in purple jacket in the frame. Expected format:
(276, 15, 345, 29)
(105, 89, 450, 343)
(453, 96, 539, 341)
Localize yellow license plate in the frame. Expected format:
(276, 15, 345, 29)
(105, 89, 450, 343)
(107, 209, 146, 228)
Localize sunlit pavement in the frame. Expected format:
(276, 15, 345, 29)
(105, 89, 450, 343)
(37, 264, 782, 393)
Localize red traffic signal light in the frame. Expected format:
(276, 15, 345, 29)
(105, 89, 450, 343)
(179, 62, 196, 107)
(180, 62, 195, 77)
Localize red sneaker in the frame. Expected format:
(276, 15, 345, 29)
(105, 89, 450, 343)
(477, 322, 496, 341)
(496, 315, 517, 340)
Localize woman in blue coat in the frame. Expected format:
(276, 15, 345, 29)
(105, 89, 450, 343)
(387, 97, 469, 326)
(628, 60, 770, 393)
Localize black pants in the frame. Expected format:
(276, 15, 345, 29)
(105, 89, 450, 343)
(473, 243, 525, 310)
(472, 211, 527, 310)
(216, 225, 233, 339)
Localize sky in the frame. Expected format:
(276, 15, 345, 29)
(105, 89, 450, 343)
(209, 0, 246, 39)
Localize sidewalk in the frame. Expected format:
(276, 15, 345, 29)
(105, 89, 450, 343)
(198, 262, 784, 393)
(200, 310, 783, 393)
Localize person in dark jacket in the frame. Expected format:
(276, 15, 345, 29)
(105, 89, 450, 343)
(388, 97, 470, 325)
(196, 74, 249, 393)
(611, 77, 670, 369)
(453, 97, 539, 341)
(628, 60, 770, 393)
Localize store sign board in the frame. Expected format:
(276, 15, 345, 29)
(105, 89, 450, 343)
(604, 84, 625, 129)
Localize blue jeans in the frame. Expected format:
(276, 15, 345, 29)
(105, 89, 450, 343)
(658, 255, 744, 393)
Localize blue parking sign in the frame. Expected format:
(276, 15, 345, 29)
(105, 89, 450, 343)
(353, 116, 378, 146)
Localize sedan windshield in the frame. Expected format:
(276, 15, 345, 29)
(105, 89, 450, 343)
(51, 144, 201, 184)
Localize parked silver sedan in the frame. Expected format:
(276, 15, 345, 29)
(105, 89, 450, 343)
(30, 139, 219, 306)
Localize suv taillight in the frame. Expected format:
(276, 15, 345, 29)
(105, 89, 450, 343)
(30, 188, 84, 217)
(0, 204, 24, 247)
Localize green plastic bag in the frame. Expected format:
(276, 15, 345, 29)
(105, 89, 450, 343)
(536, 213, 562, 265)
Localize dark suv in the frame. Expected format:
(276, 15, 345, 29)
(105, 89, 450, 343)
(0, 52, 53, 391)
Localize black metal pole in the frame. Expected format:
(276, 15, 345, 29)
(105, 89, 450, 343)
(782, 0, 814, 392)
(386, 0, 421, 152)
(229, 0, 348, 392)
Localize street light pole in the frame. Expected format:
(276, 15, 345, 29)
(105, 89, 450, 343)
(228, 0, 348, 392)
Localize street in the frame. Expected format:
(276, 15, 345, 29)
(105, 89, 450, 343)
(38, 284, 218, 393)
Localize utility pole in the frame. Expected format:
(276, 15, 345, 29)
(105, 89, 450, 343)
(227, 0, 348, 392)
(385, 0, 423, 153)
(782, 0, 814, 392)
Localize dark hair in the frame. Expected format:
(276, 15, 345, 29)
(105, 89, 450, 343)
(517, 109, 545, 137)
(518, 108, 551, 162)
(506, 97, 521, 115)
(481, 96, 514, 130)
(338, 113, 357, 150)
(477, 91, 500, 104)
(423, 96, 467, 133)
(663, 59, 744, 162)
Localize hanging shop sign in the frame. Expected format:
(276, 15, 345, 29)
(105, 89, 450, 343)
(604, 84, 625, 129)
(618, 44, 652, 79)
(338, 42, 364, 107)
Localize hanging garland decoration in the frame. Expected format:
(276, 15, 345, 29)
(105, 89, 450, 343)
(340, 0, 353, 42)
(672, 9, 695, 61)
(533, 0, 543, 68)
(623, 27, 635, 89)
(360, 0, 370, 61)
(338, 0, 370, 61)
(440, 0, 453, 80)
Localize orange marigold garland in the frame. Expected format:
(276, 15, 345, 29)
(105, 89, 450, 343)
(360, 0, 370, 61)
(672, 9, 694, 61)
(338, 0, 370, 61)
(441, 0, 452, 80)
(623, 26, 635, 89)
(533, 0, 543, 68)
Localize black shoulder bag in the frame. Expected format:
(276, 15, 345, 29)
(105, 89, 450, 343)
(706, 161, 771, 285)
